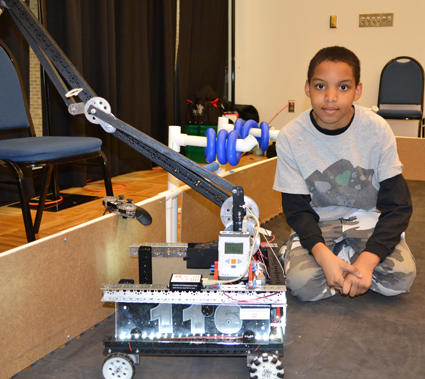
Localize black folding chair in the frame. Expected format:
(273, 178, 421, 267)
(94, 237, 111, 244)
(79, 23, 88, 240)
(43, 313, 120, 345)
(377, 56, 424, 137)
(0, 40, 113, 242)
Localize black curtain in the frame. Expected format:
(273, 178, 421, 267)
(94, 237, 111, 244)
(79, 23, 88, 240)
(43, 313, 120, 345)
(0, 0, 228, 202)
(43, 0, 177, 185)
(43, 0, 228, 185)
(0, 3, 29, 96)
(176, 0, 229, 126)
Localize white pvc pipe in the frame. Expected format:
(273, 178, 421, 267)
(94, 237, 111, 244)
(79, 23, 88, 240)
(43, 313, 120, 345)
(166, 175, 179, 243)
(249, 127, 279, 140)
(159, 186, 186, 243)
(218, 116, 230, 132)
(217, 116, 279, 140)
(167, 127, 182, 243)
(169, 124, 258, 151)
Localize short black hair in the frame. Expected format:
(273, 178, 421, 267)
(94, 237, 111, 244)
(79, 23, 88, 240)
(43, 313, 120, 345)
(307, 46, 361, 85)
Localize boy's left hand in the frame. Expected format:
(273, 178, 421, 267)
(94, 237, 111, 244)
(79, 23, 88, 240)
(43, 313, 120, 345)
(341, 251, 380, 297)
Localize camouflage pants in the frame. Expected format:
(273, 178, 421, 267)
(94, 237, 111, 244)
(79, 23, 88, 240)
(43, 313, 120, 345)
(283, 210, 416, 302)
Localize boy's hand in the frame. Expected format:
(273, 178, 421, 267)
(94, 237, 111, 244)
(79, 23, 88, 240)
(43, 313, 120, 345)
(312, 243, 363, 292)
(341, 251, 380, 297)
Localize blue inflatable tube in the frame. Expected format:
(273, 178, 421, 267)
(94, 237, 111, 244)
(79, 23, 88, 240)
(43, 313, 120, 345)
(204, 162, 220, 172)
(216, 129, 229, 165)
(241, 119, 258, 139)
(227, 129, 241, 166)
(204, 128, 216, 163)
(259, 121, 270, 151)
(234, 118, 244, 134)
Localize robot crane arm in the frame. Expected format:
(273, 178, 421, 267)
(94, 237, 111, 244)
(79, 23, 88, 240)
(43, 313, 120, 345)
(1, 0, 248, 230)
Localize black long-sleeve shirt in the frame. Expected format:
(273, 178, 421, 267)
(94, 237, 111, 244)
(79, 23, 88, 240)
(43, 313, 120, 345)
(281, 174, 412, 261)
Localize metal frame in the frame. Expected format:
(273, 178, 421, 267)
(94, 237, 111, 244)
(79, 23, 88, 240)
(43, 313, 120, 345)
(103, 338, 284, 358)
(101, 284, 287, 305)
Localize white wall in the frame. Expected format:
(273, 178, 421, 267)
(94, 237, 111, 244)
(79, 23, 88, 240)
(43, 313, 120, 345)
(235, 0, 425, 130)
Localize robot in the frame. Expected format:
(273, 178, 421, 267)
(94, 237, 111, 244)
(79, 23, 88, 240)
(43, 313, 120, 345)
(2, 1, 286, 377)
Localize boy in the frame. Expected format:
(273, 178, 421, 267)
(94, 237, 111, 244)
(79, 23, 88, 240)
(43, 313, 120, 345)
(273, 46, 416, 301)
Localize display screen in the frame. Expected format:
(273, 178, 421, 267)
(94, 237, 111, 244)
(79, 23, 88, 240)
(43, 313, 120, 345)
(225, 242, 244, 254)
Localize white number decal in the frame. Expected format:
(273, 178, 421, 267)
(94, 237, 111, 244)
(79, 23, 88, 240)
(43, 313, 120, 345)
(150, 304, 173, 333)
(214, 305, 242, 334)
(183, 305, 206, 334)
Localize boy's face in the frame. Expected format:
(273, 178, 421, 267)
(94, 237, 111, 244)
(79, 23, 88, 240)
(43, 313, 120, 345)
(305, 60, 362, 130)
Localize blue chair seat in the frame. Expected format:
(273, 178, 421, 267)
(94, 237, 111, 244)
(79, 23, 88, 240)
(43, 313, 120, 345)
(0, 136, 102, 162)
(377, 109, 423, 120)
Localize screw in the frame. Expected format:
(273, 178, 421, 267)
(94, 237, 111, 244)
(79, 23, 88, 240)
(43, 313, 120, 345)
(67, 335, 71, 339)
(64, 238, 67, 242)
(90, 109, 96, 114)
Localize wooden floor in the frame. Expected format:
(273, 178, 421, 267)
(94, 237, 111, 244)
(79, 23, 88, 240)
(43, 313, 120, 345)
(0, 155, 267, 254)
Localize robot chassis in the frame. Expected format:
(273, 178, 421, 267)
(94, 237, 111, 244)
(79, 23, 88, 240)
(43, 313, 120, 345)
(101, 281, 286, 379)
(2, 1, 287, 378)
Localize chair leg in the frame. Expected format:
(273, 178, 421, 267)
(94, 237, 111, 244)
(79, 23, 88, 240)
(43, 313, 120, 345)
(33, 165, 54, 234)
(100, 151, 114, 196)
(3, 161, 36, 242)
(51, 165, 60, 200)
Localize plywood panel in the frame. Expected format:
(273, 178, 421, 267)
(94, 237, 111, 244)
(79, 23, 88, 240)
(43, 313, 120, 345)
(0, 197, 166, 379)
(152, 257, 211, 284)
(396, 137, 425, 181)
(181, 158, 281, 243)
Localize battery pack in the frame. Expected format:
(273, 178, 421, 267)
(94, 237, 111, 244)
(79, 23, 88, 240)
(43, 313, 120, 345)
(169, 274, 203, 291)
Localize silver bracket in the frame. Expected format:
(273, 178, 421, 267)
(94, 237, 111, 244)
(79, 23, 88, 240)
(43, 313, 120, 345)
(101, 283, 287, 305)
(263, 242, 278, 248)
(84, 97, 116, 133)
(68, 102, 85, 116)
(128, 354, 140, 365)
(129, 243, 188, 258)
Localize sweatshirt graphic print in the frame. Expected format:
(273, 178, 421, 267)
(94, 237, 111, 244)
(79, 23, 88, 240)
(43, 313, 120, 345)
(306, 159, 377, 211)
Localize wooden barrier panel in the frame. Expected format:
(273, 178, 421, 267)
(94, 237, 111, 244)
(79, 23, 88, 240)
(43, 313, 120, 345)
(181, 158, 280, 243)
(0, 197, 166, 379)
(396, 137, 425, 181)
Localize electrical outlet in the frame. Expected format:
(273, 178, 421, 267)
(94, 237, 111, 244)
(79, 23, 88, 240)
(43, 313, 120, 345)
(288, 101, 295, 112)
